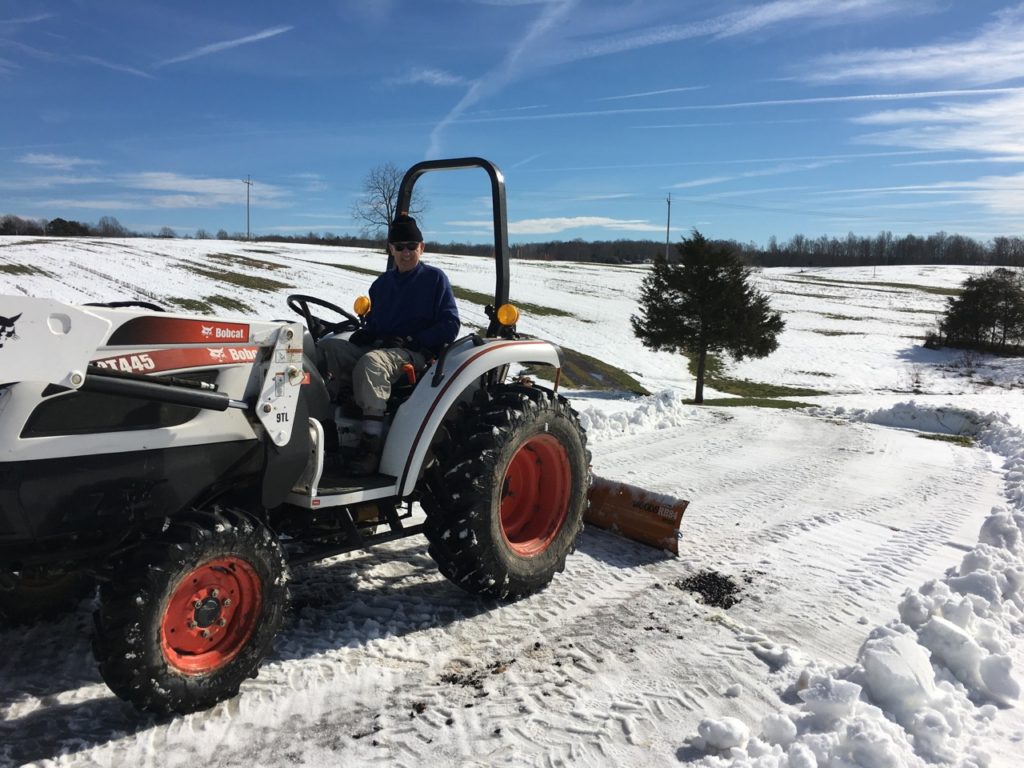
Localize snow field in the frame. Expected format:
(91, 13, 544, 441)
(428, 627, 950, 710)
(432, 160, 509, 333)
(0, 238, 1022, 766)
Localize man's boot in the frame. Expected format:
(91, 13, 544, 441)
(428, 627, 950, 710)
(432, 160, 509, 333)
(350, 415, 385, 476)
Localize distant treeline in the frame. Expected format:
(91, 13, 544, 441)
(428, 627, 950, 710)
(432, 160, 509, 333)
(5, 213, 1024, 267)
(258, 230, 1024, 268)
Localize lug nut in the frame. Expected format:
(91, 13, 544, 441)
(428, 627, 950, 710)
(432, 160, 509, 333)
(187, 620, 197, 629)
(193, 600, 203, 609)
(223, 598, 232, 607)
(201, 629, 211, 638)
(211, 589, 219, 598)
(218, 618, 227, 626)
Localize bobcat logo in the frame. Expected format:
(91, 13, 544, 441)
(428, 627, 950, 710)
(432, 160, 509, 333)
(0, 313, 21, 349)
(207, 348, 226, 362)
(200, 325, 214, 338)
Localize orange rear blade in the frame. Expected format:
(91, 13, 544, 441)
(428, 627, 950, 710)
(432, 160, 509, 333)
(585, 476, 689, 554)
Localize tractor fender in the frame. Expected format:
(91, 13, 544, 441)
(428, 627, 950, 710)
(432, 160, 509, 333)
(381, 338, 561, 497)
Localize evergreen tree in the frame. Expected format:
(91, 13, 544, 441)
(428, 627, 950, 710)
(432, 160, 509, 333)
(631, 231, 784, 403)
(939, 268, 1024, 351)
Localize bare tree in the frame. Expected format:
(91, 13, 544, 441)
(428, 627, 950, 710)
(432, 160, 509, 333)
(350, 162, 426, 240)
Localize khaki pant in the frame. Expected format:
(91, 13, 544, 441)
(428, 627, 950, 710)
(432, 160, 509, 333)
(318, 338, 427, 417)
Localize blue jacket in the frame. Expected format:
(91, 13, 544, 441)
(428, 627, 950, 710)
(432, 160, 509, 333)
(363, 262, 460, 355)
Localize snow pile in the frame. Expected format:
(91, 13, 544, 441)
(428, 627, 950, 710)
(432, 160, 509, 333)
(830, 400, 985, 437)
(687, 402, 1024, 767)
(577, 389, 693, 443)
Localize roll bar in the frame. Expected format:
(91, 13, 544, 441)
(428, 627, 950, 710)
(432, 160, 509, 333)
(394, 158, 510, 332)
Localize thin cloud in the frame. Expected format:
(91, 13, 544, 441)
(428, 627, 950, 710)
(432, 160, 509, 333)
(673, 176, 733, 189)
(509, 152, 545, 169)
(518, 149, 941, 174)
(808, 175, 1024, 220)
(805, 5, 1024, 86)
(428, 0, 933, 153)
(445, 215, 659, 235)
(76, 55, 153, 79)
(894, 156, 1024, 167)
(155, 25, 293, 67)
(0, 13, 54, 25)
(545, 0, 904, 66)
(0, 174, 107, 190)
(40, 198, 146, 210)
(510, 216, 659, 235)
(429, 0, 908, 153)
(573, 192, 637, 201)
(670, 160, 836, 190)
(427, 0, 575, 157)
(120, 172, 291, 208)
(854, 91, 1024, 156)
(596, 85, 706, 102)
(388, 67, 465, 87)
(18, 153, 100, 171)
(452, 87, 1024, 125)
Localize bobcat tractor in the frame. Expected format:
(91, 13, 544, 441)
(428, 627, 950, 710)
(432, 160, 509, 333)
(0, 158, 598, 714)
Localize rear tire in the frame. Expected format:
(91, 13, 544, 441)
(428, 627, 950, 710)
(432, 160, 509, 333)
(93, 508, 287, 714)
(421, 384, 590, 599)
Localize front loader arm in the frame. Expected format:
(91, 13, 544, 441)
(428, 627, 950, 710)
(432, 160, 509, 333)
(0, 296, 305, 447)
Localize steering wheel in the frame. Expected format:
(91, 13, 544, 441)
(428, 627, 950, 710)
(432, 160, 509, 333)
(287, 294, 361, 340)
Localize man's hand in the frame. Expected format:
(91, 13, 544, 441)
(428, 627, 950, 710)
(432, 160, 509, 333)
(348, 328, 372, 347)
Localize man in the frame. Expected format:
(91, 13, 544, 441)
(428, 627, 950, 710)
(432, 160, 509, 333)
(319, 214, 460, 475)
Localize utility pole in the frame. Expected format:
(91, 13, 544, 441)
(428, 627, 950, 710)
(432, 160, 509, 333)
(242, 175, 253, 240)
(665, 193, 672, 260)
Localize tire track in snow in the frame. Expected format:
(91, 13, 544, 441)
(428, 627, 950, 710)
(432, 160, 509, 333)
(0, 410, 1005, 767)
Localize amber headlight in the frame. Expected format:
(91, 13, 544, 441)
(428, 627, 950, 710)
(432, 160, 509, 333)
(496, 303, 520, 326)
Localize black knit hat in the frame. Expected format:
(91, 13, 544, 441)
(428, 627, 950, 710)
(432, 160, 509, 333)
(388, 213, 423, 243)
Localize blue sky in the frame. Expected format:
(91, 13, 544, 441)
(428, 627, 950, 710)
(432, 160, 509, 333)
(2, 1, 1023, 245)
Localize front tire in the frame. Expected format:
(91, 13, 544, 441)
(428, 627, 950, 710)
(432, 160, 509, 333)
(93, 508, 287, 715)
(421, 384, 590, 599)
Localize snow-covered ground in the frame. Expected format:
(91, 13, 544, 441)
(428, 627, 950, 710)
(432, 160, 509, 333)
(1, 237, 1022, 767)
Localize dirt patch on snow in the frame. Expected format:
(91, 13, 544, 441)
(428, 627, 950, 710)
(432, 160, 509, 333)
(674, 570, 744, 609)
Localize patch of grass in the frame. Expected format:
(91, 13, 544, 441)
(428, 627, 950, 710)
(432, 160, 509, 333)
(696, 397, 815, 409)
(207, 252, 287, 271)
(0, 263, 50, 276)
(809, 329, 865, 337)
(165, 294, 253, 314)
(166, 297, 213, 313)
(919, 433, 974, 447)
(207, 294, 252, 313)
(799, 275, 962, 297)
(814, 312, 862, 321)
(182, 264, 293, 292)
(453, 285, 575, 318)
(0, 239, 51, 248)
(327, 263, 382, 278)
(521, 343, 648, 394)
(690, 354, 827, 398)
(895, 307, 941, 315)
(772, 288, 840, 300)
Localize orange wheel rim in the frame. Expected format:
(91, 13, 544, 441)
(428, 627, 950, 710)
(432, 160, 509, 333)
(160, 557, 262, 675)
(500, 434, 571, 557)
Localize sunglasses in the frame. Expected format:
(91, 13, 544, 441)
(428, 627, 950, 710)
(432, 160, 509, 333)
(390, 241, 420, 252)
